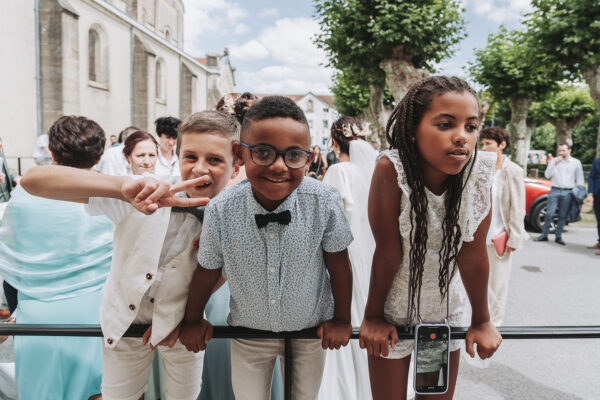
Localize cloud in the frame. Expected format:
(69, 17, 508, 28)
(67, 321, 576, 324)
(258, 8, 279, 18)
(466, 0, 532, 24)
(229, 39, 269, 60)
(232, 23, 250, 35)
(182, 0, 246, 54)
(238, 65, 335, 94)
(228, 17, 333, 93)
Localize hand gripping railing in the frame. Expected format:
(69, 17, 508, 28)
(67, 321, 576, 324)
(2, 324, 600, 400)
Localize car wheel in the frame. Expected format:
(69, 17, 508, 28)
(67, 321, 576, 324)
(530, 200, 556, 233)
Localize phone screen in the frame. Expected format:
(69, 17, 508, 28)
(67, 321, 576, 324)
(414, 323, 450, 394)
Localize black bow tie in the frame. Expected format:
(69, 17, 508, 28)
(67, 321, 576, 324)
(255, 210, 292, 228)
(172, 206, 204, 222)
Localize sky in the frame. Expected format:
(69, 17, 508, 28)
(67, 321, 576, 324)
(182, 0, 533, 95)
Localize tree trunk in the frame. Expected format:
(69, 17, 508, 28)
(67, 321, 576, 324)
(479, 96, 491, 132)
(363, 82, 387, 150)
(551, 115, 584, 152)
(508, 97, 533, 168)
(582, 64, 600, 158)
(379, 46, 429, 103)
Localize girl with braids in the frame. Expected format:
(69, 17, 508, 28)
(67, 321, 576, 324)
(359, 76, 502, 399)
(319, 117, 377, 400)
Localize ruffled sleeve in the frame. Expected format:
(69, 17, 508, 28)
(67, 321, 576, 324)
(461, 151, 496, 242)
(376, 149, 409, 194)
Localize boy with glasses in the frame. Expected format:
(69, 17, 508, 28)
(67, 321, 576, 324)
(172, 96, 354, 400)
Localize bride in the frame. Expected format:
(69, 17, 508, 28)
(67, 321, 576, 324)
(319, 117, 378, 400)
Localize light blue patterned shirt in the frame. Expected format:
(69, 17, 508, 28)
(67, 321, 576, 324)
(197, 178, 353, 332)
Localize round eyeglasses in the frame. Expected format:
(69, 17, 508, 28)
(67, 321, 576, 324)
(240, 142, 312, 169)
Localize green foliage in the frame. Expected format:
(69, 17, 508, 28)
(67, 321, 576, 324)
(530, 123, 556, 153)
(572, 113, 599, 163)
(526, 0, 600, 77)
(469, 28, 559, 100)
(314, 0, 465, 81)
(331, 69, 395, 117)
(484, 97, 510, 128)
(536, 86, 595, 123)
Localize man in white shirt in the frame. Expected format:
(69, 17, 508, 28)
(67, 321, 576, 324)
(535, 143, 584, 245)
(154, 117, 181, 179)
(33, 134, 52, 165)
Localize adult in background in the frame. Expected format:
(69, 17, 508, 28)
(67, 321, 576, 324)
(97, 125, 139, 176)
(480, 127, 528, 325)
(154, 116, 181, 178)
(307, 145, 328, 180)
(319, 116, 377, 400)
(587, 156, 600, 255)
(0, 116, 113, 400)
(534, 143, 584, 245)
(32, 132, 52, 165)
(122, 131, 158, 176)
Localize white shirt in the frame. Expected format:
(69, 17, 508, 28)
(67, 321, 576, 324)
(155, 149, 180, 178)
(487, 161, 507, 244)
(96, 144, 129, 176)
(33, 134, 51, 160)
(544, 156, 584, 189)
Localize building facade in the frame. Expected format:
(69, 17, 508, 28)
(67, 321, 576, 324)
(0, 0, 235, 172)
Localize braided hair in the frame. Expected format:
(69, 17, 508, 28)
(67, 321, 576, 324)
(385, 76, 479, 323)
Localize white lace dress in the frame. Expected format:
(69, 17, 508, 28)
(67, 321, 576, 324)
(379, 149, 496, 359)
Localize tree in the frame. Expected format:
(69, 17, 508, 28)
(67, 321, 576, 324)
(536, 86, 595, 149)
(526, 0, 600, 156)
(469, 28, 559, 167)
(315, 0, 465, 145)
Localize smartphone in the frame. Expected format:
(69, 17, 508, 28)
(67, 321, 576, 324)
(413, 321, 450, 395)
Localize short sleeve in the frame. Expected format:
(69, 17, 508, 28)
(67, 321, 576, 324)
(321, 189, 354, 253)
(377, 150, 408, 194)
(197, 202, 224, 270)
(461, 151, 496, 242)
(85, 197, 132, 224)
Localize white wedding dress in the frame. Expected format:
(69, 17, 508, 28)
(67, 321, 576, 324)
(318, 140, 377, 400)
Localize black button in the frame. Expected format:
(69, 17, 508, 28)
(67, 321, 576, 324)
(150, 298, 155, 303)
(129, 304, 136, 310)
(146, 273, 153, 280)
(107, 338, 113, 344)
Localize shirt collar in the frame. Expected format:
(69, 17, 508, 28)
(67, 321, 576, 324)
(245, 179, 299, 215)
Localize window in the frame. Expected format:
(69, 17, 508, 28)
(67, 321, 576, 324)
(88, 30, 100, 82)
(306, 100, 313, 113)
(323, 108, 329, 113)
(323, 120, 328, 129)
(155, 59, 165, 102)
(88, 25, 108, 87)
(164, 27, 171, 41)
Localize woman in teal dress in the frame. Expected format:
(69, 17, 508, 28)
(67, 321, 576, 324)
(0, 116, 113, 400)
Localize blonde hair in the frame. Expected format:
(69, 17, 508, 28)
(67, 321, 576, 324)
(177, 111, 240, 156)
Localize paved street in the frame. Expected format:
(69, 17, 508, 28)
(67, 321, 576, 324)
(455, 226, 600, 399)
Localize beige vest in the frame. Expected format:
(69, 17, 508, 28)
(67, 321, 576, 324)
(100, 207, 201, 348)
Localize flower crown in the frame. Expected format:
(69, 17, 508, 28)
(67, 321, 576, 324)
(341, 122, 368, 138)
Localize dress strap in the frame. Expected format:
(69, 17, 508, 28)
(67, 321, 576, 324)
(377, 150, 410, 194)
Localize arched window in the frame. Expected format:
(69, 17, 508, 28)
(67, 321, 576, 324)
(88, 29, 100, 82)
(155, 59, 165, 102)
(306, 100, 313, 113)
(164, 27, 171, 41)
(88, 25, 109, 87)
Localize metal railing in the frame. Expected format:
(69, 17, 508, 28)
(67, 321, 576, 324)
(2, 324, 600, 400)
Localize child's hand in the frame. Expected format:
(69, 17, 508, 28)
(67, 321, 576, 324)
(359, 317, 398, 357)
(465, 320, 502, 359)
(317, 318, 351, 350)
(121, 176, 210, 214)
(142, 323, 181, 350)
(179, 319, 213, 353)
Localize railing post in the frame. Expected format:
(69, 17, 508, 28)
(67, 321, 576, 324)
(284, 337, 292, 400)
